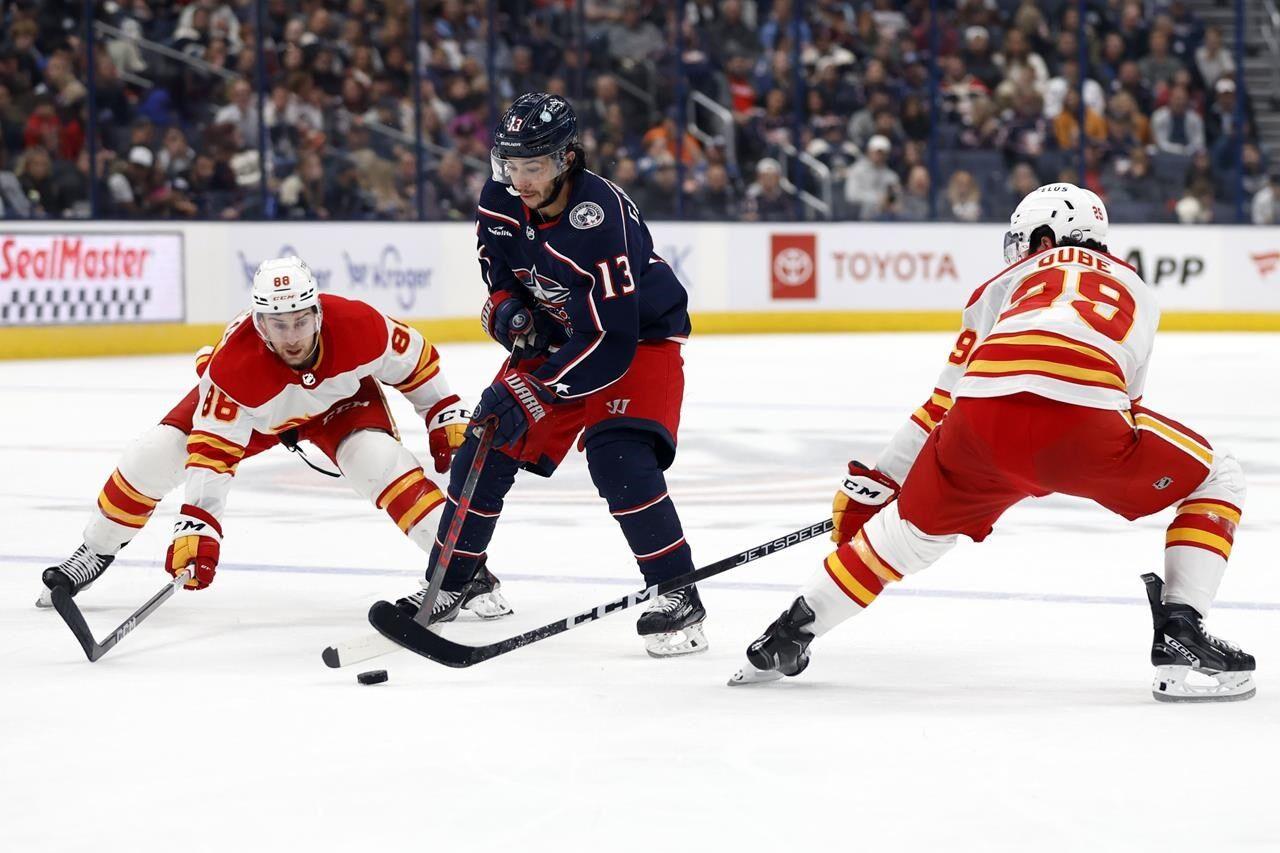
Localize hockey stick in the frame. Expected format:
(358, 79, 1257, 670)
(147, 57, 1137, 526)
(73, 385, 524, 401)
(50, 569, 191, 662)
(330, 421, 497, 668)
(413, 419, 496, 627)
(369, 518, 834, 668)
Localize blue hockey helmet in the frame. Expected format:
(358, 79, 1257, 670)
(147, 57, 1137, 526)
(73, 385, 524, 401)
(490, 92, 580, 185)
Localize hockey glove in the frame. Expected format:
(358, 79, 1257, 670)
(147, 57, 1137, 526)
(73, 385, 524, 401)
(474, 371, 555, 448)
(482, 290, 537, 352)
(832, 461, 900, 544)
(166, 504, 222, 590)
(426, 394, 471, 474)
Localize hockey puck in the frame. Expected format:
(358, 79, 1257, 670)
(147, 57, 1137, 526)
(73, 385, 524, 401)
(357, 669, 389, 685)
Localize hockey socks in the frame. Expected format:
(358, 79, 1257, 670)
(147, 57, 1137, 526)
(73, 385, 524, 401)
(585, 430, 694, 585)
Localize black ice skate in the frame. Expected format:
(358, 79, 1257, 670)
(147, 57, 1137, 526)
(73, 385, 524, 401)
(728, 596, 816, 686)
(636, 585, 708, 658)
(36, 545, 115, 609)
(395, 561, 512, 624)
(462, 561, 514, 619)
(1142, 573, 1255, 703)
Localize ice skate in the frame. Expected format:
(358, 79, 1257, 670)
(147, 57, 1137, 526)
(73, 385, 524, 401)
(395, 562, 512, 625)
(36, 545, 114, 609)
(637, 585, 708, 657)
(1142, 573, 1255, 703)
(460, 561, 513, 619)
(729, 596, 816, 685)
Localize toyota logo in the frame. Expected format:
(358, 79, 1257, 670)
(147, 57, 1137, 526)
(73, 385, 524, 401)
(773, 247, 813, 287)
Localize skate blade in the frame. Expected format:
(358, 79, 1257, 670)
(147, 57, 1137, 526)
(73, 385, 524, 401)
(1151, 665, 1256, 703)
(727, 663, 783, 686)
(644, 623, 708, 658)
(463, 591, 513, 620)
(35, 588, 53, 609)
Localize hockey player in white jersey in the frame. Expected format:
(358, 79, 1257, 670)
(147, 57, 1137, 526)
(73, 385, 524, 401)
(39, 256, 510, 624)
(732, 183, 1255, 702)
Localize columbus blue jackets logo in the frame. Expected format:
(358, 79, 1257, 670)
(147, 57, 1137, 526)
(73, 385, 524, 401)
(569, 201, 605, 230)
(514, 266, 570, 305)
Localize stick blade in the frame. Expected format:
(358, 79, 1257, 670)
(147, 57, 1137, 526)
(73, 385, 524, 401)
(367, 600, 477, 668)
(321, 632, 399, 668)
(49, 586, 101, 662)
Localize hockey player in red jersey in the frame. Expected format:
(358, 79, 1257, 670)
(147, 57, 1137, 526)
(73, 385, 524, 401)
(38, 255, 510, 623)
(732, 183, 1255, 702)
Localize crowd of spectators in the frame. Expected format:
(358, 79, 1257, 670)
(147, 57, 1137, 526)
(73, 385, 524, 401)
(0, 0, 1271, 223)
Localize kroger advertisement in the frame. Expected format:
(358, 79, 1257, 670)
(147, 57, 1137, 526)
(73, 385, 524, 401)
(225, 223, 475, 320)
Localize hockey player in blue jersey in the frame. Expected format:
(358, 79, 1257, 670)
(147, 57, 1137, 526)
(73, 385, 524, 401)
(394, 92, 706, 657)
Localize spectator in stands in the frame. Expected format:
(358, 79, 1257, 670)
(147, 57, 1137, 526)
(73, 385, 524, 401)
(642, 113, 704, 168)
(1152, 84, 1205, 156)
(759, 0, 812, 52)
(105, 146, 157, 218)
(939, 53, 990, 127)
(1043, 59, 1104, 119)
(1140, 31, 1183, 94)
(997, 28, 1049, 95)
(0, 145, 30, 217)
(942, 169, 982, 222)
(1251, 172, 1280, 225)
(23, 94, 82, 163)
(1108, 146, 1164, 207)
(705, 0, 761, 64)
(429, 151, 475, 221)
(962, 27, 1002, 92)
(890, 164, 931, 222)
(1175, 180, 1215, 223)
(1196, 26, 1234, 91)
(1166, 1, 1205, 61)
(958, 94, 1001, 150)
(999, 162, 1041, 211)
(279, 152, 332, 220)
(606, 3, 665, 68)
(1095, 32, 1128, 91)
(999, 89, 1050, 168)
(1113, 60, 1154, 116)
(806, 115, 859, 184)
(844, 134, 899, 220)
(1115, 2, 1149, 60)
(157, 127, 196, 184)
(640, 157, 681, 220)
(743, 156, 793, 222)
(1204, 77, 1250, 151)
(38, 51, 86, 113)
(1104, 91, 1152, 153)
(1052, 89, 1108, 151)
(215, 79, 259, 147)
(15, 145, 55, 217)
(846, 89, 892, 151)
(689, 162, 740, 220)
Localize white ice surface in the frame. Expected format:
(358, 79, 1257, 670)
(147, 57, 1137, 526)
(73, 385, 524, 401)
(1, 333, 1277, 852)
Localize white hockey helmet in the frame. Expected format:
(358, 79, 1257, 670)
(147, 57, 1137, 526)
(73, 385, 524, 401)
(1003, 182, 1109, 265)
(250, 255, 322, 352)
(251, 255, 319, 314)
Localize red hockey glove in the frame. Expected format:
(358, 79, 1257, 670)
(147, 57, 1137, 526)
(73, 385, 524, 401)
(831, 461, 900, 544)
(426, 394, 471, 474)
(474, 371, 555, 448)
(166, 504, 222, 590)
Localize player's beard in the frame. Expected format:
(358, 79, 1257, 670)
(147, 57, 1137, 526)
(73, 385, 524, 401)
(276, 333, 319, 369)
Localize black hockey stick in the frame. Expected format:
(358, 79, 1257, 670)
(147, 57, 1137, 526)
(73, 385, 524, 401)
(323, 411, 504, 667)
(413, 419, 496, 626)
(368, 518, 834, 668)
(50, 569, 191, 662)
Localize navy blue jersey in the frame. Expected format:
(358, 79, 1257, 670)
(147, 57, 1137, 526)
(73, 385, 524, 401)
(475, 169, 691, 400)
